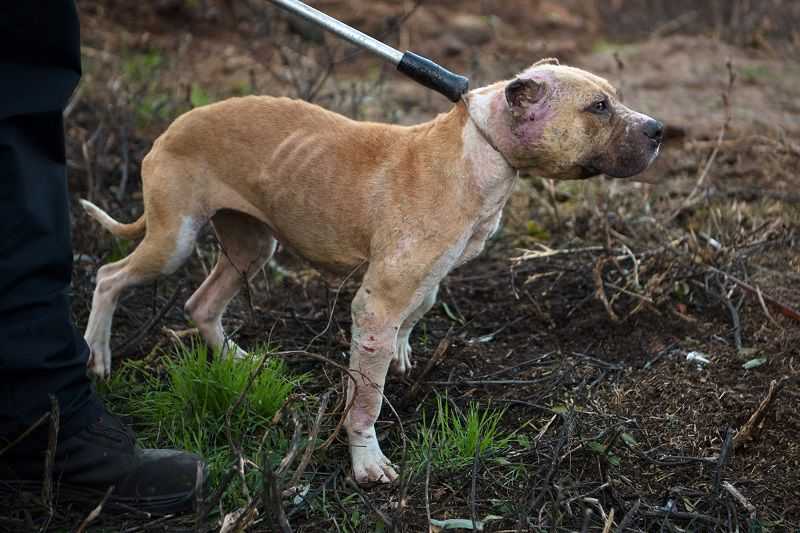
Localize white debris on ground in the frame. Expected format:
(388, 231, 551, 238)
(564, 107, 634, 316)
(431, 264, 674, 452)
(686, 351, 711, 366)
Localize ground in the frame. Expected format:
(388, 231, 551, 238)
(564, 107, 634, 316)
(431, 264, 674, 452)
(4, 0, 799, 531)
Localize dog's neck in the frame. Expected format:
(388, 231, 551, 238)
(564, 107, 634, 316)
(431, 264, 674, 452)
(461, 95, 518, 175)
(460, 90, 518, 194)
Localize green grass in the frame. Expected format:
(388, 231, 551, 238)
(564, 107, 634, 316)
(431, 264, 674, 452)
(122, 50, 164, 83)
(525, 219, 551, 241)
(739, 64, 774, 83)
(134, 93, 173, 126)
(189, 83, 213, 108)
(410, 395, 512, 474)
(99, 340, 306, 497)
(107, 236, 131, 263)
(163, 341, 295, 427)
(120, 49, 179, 127)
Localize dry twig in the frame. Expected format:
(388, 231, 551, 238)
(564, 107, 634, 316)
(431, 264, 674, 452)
(601, 508, 615, 533)
(263, 461, 292, 533)
(75, 486, 115, 533)
(713, 429, 735, 495)
(41, 395, 60, 528)
(288, 391, 331, 489)
(116, 286, 182, 357)
(670, 59, 736, 220)
(469, 429, 481, 532)
(616, 498, 641, 532)
(703, 263, 800, 324)
(403, 330, 452, 403)
(0, 412, 50, 458)
(594, 257, 620, 322)
(345, 477, 393, 528)
(722, 481, 757, 519)
(196, 469, 237, 531)
(733, 378, 786, 450)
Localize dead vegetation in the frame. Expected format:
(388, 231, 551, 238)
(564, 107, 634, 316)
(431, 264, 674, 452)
(2, 0, 798, 531)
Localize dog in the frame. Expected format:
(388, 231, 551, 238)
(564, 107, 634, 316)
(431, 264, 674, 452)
(80, 59, 663, 484)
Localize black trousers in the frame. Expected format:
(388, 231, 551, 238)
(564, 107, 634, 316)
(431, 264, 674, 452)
(0, 1, 102, 444)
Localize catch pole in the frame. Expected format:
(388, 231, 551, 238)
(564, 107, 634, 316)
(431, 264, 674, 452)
(268, 0, 470, 102)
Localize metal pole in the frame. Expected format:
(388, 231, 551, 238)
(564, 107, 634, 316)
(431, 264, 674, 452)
(269, 0, 403, 65)
(268, 0, 469, 102)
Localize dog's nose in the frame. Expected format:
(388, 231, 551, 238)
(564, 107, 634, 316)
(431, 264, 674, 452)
(643, 119, 664, 142)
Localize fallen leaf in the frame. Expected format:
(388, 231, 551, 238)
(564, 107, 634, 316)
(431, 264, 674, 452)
(742, 357, 768, 370)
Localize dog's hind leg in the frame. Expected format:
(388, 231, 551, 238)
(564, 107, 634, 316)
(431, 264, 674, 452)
(184, 210, 276, 358)
(85, 211, 202, 379)
(391, 285, 438, 376)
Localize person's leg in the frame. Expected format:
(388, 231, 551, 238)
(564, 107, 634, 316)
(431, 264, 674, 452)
(0, 0, 102, 447)
(0, 1, 205, 514)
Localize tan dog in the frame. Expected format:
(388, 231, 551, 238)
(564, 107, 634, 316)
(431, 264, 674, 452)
(80, 60, 663, 483)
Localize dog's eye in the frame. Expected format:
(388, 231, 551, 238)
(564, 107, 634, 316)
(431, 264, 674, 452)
(590, 100, 609, 114)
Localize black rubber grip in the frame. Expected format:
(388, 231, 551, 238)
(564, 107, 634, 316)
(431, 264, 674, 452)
(396, 51, 469, 102)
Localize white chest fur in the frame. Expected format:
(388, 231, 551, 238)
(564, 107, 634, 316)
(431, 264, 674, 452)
(453, 90, 518, 269)
(456, 209, 504, 267)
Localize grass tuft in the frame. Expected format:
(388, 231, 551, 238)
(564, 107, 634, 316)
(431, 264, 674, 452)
(410, 395, 512, 474)
(99, 340, 305, 496)
(162, 341, 295, 429)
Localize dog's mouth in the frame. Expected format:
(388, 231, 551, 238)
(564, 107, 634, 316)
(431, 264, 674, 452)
(582, 136, 663, 179)
(648, 141, 662, 163)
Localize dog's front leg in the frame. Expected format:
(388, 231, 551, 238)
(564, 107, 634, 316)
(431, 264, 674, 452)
(391, 285, 438, 377)
(345, 283, 415, 484)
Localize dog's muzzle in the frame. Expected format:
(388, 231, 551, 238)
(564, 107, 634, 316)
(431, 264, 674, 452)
(587, 112, 665, 179)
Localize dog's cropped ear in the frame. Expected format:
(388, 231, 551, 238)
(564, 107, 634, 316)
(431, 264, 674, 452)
(504, 78, 545, 115)
(533, 57, 559, 67)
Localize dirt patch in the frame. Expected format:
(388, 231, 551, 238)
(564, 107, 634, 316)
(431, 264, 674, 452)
(579, 35, 800, 139)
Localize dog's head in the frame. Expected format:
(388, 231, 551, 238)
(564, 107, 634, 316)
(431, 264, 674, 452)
(491, 59, 663, 179)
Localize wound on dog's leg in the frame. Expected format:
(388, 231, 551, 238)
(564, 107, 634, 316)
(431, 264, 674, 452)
(345, 290, 401, 484)
(346, 378, 398, 484)
(346, 352, 398, 482)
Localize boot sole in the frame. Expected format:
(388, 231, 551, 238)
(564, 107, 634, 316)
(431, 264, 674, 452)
(0, 479, 197, 516)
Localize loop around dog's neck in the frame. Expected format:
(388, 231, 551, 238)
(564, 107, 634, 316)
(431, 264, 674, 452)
(460, 94, 520, 176)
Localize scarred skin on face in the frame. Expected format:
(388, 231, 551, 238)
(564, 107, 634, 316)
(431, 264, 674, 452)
(486, 61, 663, 180)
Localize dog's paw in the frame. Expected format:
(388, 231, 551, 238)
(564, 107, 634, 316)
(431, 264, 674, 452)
(390, 340, 412, 377)
(86, 347, 111, 380)
(220, 341, 248, 359)
(352, 445, 398, 484)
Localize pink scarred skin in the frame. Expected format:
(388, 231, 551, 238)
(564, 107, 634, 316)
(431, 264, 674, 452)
(510, 70, 558, 127)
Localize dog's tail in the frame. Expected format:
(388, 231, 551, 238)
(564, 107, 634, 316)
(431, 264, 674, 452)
(79, 199, 146, 240)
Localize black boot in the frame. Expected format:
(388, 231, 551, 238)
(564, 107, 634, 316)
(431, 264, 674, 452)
(0, 409, 205, 515)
